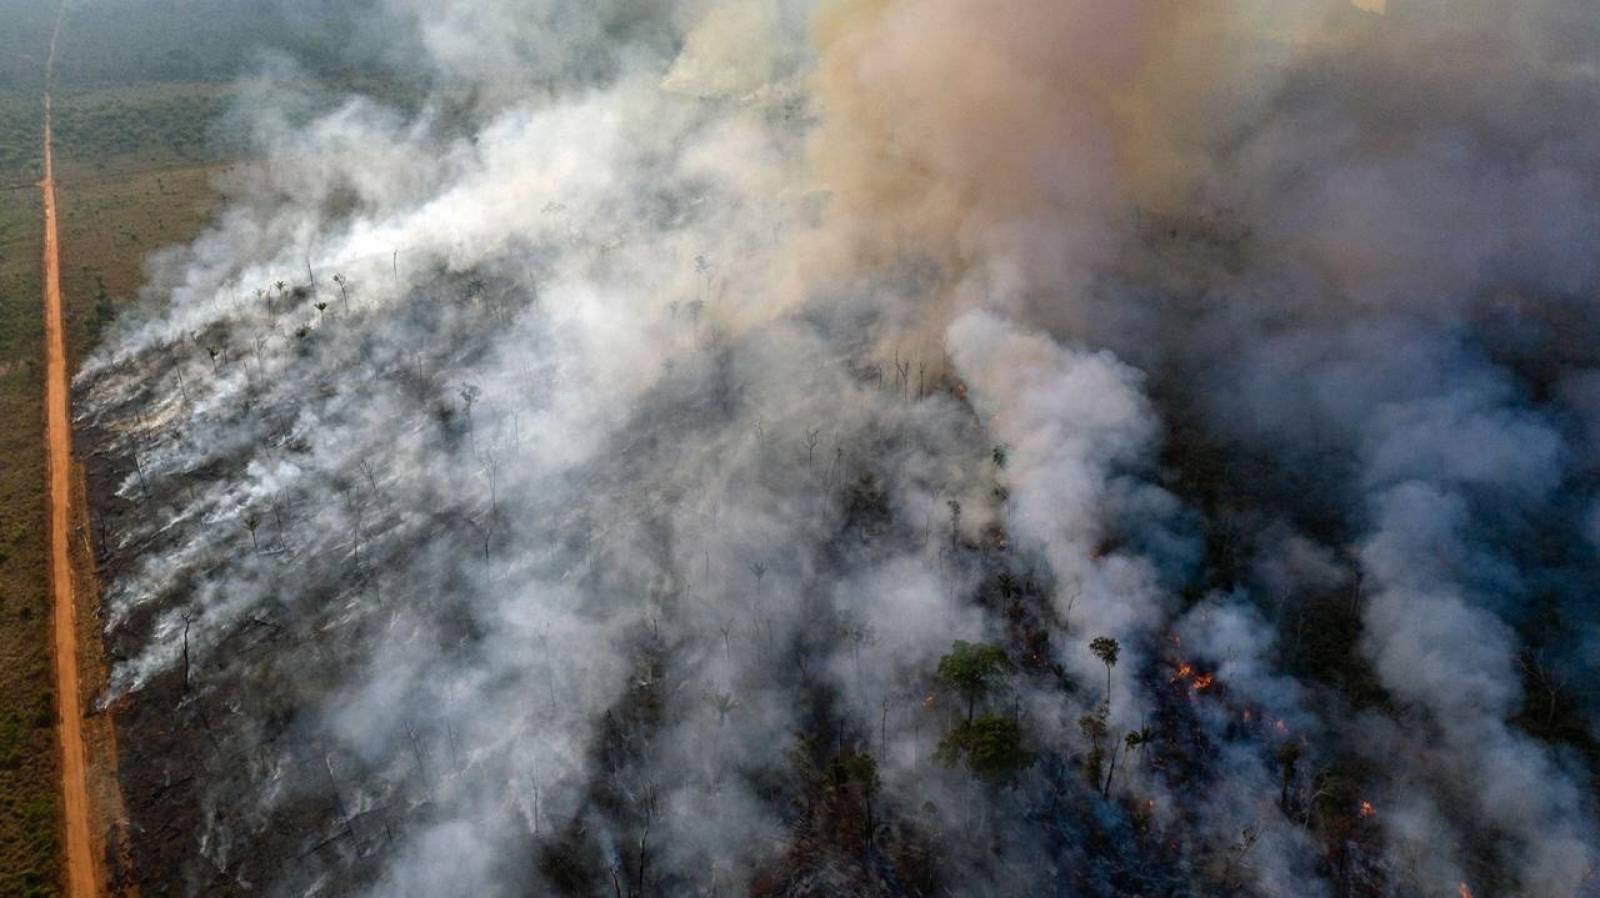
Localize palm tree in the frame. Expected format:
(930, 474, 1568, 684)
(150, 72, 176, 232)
(459, 385, 481, 447)
(1109, 727, 1153, 796)
(1125, 726, 1152, 756)
(332, 273, 349, 314)
(710, 692, 736, 726)
(1090, 636, 1120, 709)
(1275, 741, 1302, 811)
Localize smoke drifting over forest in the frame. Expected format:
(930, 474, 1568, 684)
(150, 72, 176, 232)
(77, 0, 1600, 895)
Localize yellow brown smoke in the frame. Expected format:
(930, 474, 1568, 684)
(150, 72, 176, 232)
(796, 0, 1281, 351)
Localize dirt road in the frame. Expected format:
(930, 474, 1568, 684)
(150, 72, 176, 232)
(42, 4, 101, 895)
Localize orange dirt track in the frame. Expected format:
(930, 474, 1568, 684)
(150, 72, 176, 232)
(42, 4, 101, 895)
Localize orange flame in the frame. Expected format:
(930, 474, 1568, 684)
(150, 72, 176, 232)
(1193, 673, 1215, 690)
(1458, 885, 1474, 898)
(1358, 800, 1375, 818)
(1170, 663, 1194, 683)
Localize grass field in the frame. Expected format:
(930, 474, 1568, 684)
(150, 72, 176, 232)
(0, 164, 61, 898)
(56, 157, 236, 361)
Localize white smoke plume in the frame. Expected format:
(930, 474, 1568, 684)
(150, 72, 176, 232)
(76, 0, 1600, 895)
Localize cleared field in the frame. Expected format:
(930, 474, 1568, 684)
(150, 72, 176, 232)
(56, 160, 236, 361)
(49, 80, 253, 358)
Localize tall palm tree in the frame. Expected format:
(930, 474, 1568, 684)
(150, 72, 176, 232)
(1090, 636, 1120, 709)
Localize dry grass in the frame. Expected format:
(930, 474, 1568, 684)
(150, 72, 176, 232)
(55, 157, 236, 362)
(0, 164, 62, 898)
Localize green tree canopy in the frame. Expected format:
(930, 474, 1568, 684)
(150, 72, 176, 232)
(936, 640, 1010, 721)
(935, 714, 1032, 780)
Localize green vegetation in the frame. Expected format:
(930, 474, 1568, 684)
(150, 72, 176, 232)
(53, 87, 237, 164)
(1078, 636, 1145, 796)
(934, 640, 1009, 722)
(0, 92, 43, 183)
(933, 641, 1032, 781)
(0, 10, 66, 894)
(0, 169, 61, 898)
(51, 0, 378, 88)
(50, 75, 442, 172)
(935, 714, 1031, 780)
(0, 2, 53, 91)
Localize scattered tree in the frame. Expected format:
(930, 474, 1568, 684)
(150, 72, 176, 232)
(1090, 636, 1120, 709)
(459, 384, 481, 447)
(1218, 823, 1261, 889)
(90, 275, 116, 337)
(947, 498, 962, 549)
(1276, 741, 1302, 812)
(1107, 726, 1152, 796)
(710, 691, 736, 726)
(1519, 649, 1569, 732)
(179, 607, 196, 693)
(1079, 706, 1108, 788)
(694, 253, 712, 302)
(332, 272, 349, 314)
(936, 714, 1031, 780)
(825, 749, 880, 857)
(936, 640, 1009, 722)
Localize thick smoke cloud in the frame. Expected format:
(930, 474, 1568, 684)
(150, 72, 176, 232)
(78, 0, 1600, 895)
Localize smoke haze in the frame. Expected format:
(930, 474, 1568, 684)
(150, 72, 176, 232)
(77, 0, 1600, 895)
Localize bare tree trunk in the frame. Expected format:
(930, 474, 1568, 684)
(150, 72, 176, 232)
(180, 614, 193, 693)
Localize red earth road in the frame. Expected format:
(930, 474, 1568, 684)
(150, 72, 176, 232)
(42, 3, 101, 894)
